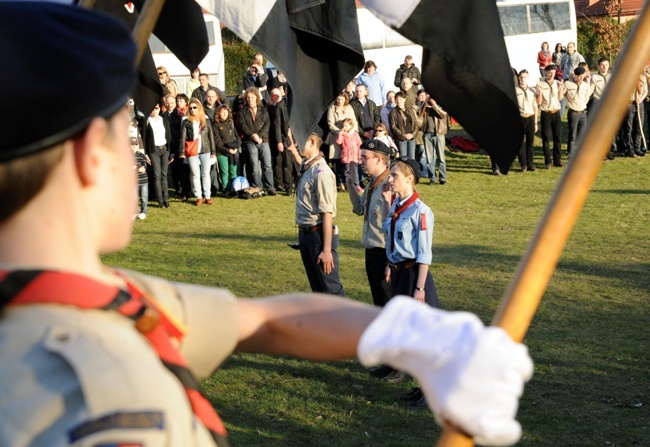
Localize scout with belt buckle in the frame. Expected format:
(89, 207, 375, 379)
(381, 157, 440, 308)
(536, 64, 565, 168)
(345, 139, 392, 308)
(287, 126, 345, 296)
(381, 157, 441, 409)
(0, 4, 533, 447)
(515, 70, 538, 172)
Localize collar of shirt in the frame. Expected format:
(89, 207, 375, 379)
(398, 193, 414, 207)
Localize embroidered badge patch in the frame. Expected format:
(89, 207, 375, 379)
(68, 411, 164, 443)
(420, 212, 427, 231)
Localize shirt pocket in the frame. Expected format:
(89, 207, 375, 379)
(42, 325, 169, 447)
(396, 218, 413, 240)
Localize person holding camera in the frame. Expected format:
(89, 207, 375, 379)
(242, 61, 270, 105)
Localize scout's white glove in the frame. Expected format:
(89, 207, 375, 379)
(358, 297, 534, 447)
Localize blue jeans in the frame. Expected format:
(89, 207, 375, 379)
(137, 183, 148, 214)
(188, 153, 212, 199)
(244, 141, 274, 190)
(422, 132, 447, 183)
(397, 139, 416, 159)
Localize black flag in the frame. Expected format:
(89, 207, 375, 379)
(200, 0, 365, 147)
(362, 0, 523, 173)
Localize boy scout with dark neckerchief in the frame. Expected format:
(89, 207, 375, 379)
(289, 127, 345, 296)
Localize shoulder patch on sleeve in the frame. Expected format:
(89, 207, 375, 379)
(420, 211, 427, 231)
(68, 411, 164, 443)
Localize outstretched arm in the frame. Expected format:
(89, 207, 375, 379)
(236, 293, 379, 360)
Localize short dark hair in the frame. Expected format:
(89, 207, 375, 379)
(597, 57, 610, 65)
(0, 145, 64, 222)
(364, 60, 377, 72)
(199, 73, 209, 79)
(518, 69, 529, 76)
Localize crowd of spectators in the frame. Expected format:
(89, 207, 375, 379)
(130, 47, 647, 216)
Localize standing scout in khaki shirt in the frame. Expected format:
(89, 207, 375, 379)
(289, 127, 345, 296)
(515, 70, 538, 171)
(0, 4, 533, 447)
(536, 64, 565, 168)
(346, 139, 392, 308)
(564, 66, 595, 157)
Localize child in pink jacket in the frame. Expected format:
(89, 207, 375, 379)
(336, 118, 363, 191)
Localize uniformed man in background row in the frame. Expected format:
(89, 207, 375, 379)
(0, 3, 532, 447)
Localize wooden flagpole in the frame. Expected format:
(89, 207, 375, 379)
(437, 4, 650, 447)
(131, 0, 167, 65)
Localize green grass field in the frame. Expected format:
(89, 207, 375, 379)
(103, 139, 649, 446)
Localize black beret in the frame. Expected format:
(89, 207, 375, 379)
(545, 64, 558, 71)
(574, 66, 586, 76)
(0, 2, 136, 161)
(361, 139, 390, 155)
(309, 125, 324, 139)
(396, 157, 422, 184)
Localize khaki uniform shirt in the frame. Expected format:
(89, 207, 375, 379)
(591, 72, 611, 100)
(0, 270, 240, 447)
(350, 173, 390, 249)
(515, 85, 537, 117)
(630, 74, 648, 103)
(295, 156, 337, 226)
(564, 81, 594, 112)
(536, 80, 562, 112)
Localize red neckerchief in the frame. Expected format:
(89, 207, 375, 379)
(389, 191, 419, 253)
(178, 106, 188, 117)
(364, 169, 389, 221)
(0, 270, 230, 447)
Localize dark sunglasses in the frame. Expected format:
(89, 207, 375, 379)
(189, 106, 198, 110)
(158, 71, 166, 75)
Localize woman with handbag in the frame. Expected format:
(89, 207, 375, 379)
(179, 98, 216, 205)
(214, 104, 241, 194)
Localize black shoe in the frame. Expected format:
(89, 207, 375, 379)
(384, 370, 407, 384)
(406, 392, 429, 410)
(286, 188, 293, 196)
(626, 152, 637, 158)
(398, 387, 422, 402)
(635, 150, 646, 157)
(159, 202, 165, 208)
(606, 152, 616, 160)
(267, 188, 278, 196)
(163, 201, 170, 208)
(554, 162, 564, 167)
(528, 166, 536, 171)
(439, 180, 446, 185)
(368, 365, 394, 379)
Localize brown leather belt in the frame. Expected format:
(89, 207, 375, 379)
(299, 224, 322, 234)
(388, 260, 416, 271)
